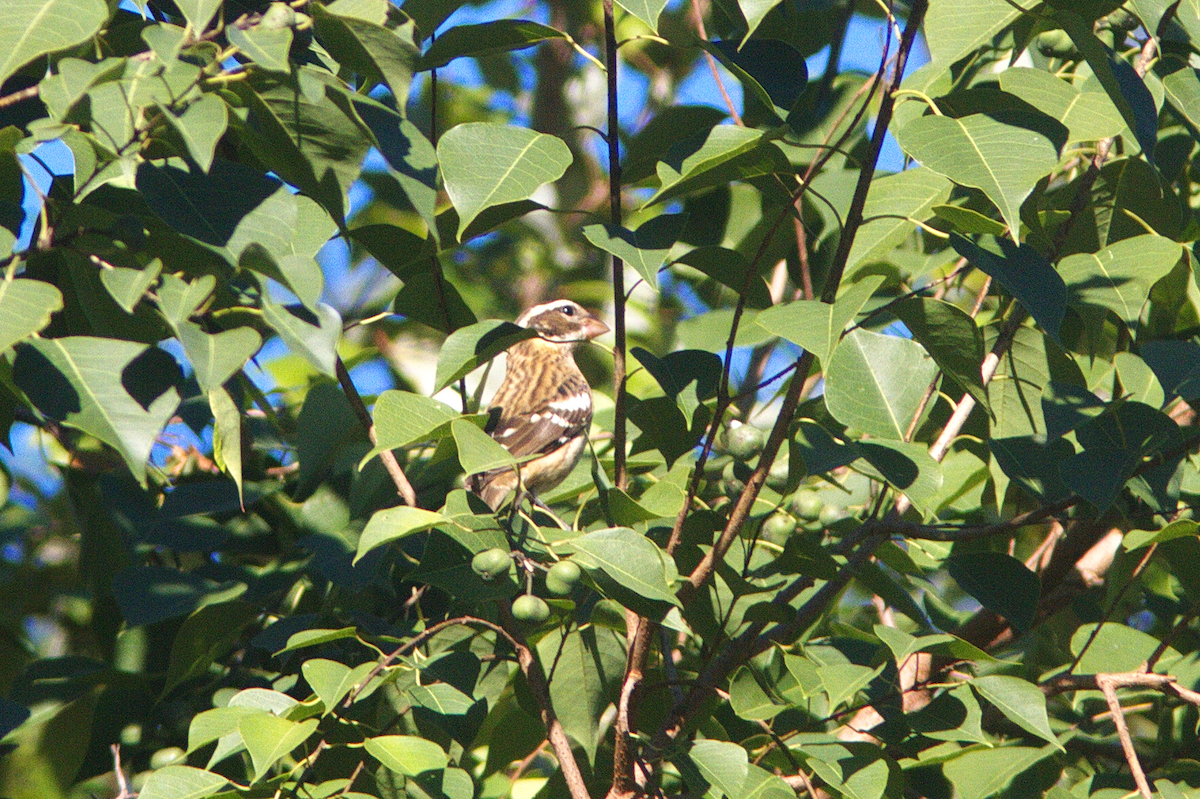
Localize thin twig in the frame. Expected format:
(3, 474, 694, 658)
(603, 0, 628, 493)
(334, 356, 418, 506)
(0, 85, 38, 109)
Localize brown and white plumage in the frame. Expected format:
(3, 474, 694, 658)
(466, 300, 609, 510)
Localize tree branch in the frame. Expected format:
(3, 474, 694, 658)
(335, 355, 418, 506)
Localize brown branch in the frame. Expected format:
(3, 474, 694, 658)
(688, 0, 743, 125)
(1097, 674, 1154, 799)
(334, 355, 418, 506)
(499, 604, 592, 799)
(604, 0, 628, 493)
(0, 85, 38, 109)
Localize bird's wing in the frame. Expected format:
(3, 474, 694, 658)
(488, 374, 593, 459)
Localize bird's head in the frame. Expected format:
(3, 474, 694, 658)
(516, 301, 609, 344)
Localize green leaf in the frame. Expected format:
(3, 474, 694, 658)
(276, 627, 358, 655)
(99, 261, 161, 314)
(847, 168, 953, 275)
(924, 0, 1022, 68)
(990, 436, 1074, 504)
(1069, 622, 1168, 675)
(261, 299, 341, 377)
(209, 386, 244, 505)
(312, 5, 418, 100)
(1124, 519, 1199, 551)
(1163, 67, 1200, 140)
(438, 123, 572, 236)
(1114, 352, 1165, 407)
(365, 735, 449, 775)
(615, 0, 668, 29)
(1058, 234, 1182, 331)
(435, 320, 537, 391)
(909, 684, 988, 744)
(176, 322, 262, 393)
(157, 274, 216, 326)
(930, 204, 1007, 236)
(137, 766, 229, 799)
(535, 626, 625, 762)
(824, 328, 938, 441)
(1061, 446, 1137, 511)
(707, 39, 808, 112)
(231, 73, 372, 224)
(895, 114, 1060, 238)
(583, 213, 687, 289)
(302, 658, 376, 712)
(999, 67, 1126, 144)
(173, 0, 221, 31)
(890, 297, 988, 411)
(13, 337, 181, 484)
(571, 527, 681, 609)
(818, 663, 884, 711)
(1058, 9, 1158, 158)
(392, 268, 478, 332)
(971, 675, 1061, 748)
(677, 308, 773, 352)
(690, 739, 749, 797)
(622, 106, 727, 184)
(950, 234, 1066, 341)
(647, 126, 790, 207)
(238, 713, 319, 782)
(855, 440, 944, 516)
(947, 552, 1039, 632)
(630, 346, 720, 419)
(369, 390, 459, 454)
(226, 23, 293, 73)
(755, 275, 885, 365)
(163, 602, 258, 696)
(0, 0, 110, 86)
(0, 278, 64, 353)
(419, 20, 564, 70)
(451, 417, 515, 476)
(164, 94, 228, 174)
(354, 506, 449, 564)
(942, 745, 1055, 799)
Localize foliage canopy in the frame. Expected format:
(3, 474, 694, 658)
(2, 1, 1200, 799)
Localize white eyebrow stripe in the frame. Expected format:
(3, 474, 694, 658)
(516, 301, 567, 326)
(548, 393, 591, 412)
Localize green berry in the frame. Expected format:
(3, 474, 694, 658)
(471, 548, 512, 580)
(819, 504, 846, 527)
(790, 491, 823, 521)
(722, 461, 747, 499)
(766, 457, 792, 491)
(724, 424, 764, 460)
(511, 594, 551, 623)
(150, 747, 187, 770)
(1036, 29, 1077, 58)
(760, 513, 797, 544)
(546, 560, 582, 596)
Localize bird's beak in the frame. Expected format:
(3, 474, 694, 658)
(582, 314, 610, 340)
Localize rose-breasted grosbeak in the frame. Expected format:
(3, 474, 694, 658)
(466, 300, 609, 510)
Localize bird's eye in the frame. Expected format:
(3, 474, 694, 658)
(560, 305, 574, 316)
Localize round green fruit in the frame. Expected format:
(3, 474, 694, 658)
(760, 513, 797, 544)
(790, 491, 823, 521)
(511, 594, 551, 623)
(722, 461, 747, 499)
(150, 747, 187, 770)
(471, 548, 512, 580)
(724, 424, 764, 460)
(766, 457, 792, 491)
(211, 687, 239, 708)
(819, 504, 847, 527)
(1036, 29, 1077, 58)
(546, 560, 582, 596)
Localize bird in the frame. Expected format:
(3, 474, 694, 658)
(466, 300, 609, 511)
